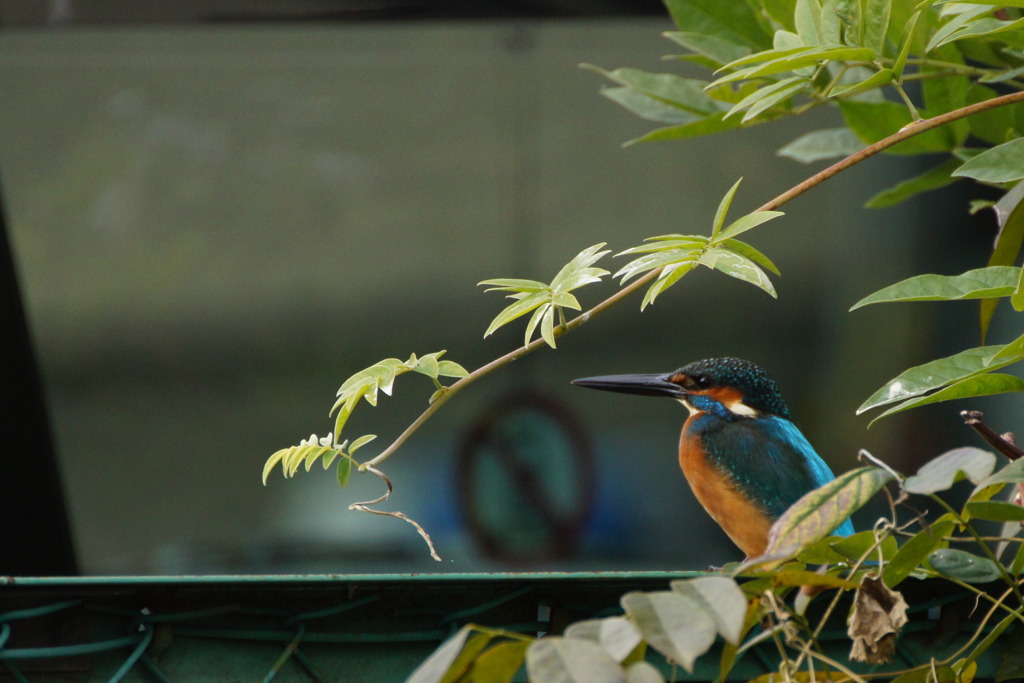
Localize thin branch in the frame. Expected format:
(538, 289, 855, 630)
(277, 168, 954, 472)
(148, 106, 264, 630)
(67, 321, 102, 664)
(363, 89, 1024, 470)
(757, 89, 1024, 213)
(348, 465, 442, 561)
(961, 410, 1024, 460)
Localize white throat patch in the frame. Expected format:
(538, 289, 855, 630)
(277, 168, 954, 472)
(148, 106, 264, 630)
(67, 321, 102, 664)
(727, 400, 761, 417)
(677, 396, 761, 418)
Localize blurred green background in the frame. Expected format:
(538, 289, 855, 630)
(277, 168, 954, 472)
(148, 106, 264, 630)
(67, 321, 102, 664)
(0, 18, 993, 574)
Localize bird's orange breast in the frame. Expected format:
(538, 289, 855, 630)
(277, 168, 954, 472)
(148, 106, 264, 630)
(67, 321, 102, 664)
(678, 416, 774, 559)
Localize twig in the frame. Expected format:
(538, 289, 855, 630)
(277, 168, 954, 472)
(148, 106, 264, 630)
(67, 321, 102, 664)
(961, 410, 1024, 460)
(348, 465, 442, 561)
(756, 90, 1024, 213)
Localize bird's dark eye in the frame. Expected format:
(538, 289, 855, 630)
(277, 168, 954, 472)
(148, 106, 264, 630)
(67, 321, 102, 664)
(693, 375, 712, 389)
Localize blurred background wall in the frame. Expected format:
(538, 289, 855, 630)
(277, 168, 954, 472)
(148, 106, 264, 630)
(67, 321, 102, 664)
(0, 4, 1000, 575)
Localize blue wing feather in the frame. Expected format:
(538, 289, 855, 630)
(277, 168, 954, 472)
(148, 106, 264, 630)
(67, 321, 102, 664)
(695, 414, 855, 537)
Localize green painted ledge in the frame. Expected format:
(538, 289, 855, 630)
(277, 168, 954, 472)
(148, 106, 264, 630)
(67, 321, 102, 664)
(0, 573, 1008, 682)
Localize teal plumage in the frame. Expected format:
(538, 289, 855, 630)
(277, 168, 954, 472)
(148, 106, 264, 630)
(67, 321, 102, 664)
(574, 357, 853, 558)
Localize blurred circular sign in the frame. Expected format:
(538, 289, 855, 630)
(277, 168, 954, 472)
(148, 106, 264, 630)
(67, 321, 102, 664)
(457, 392, 594, 561)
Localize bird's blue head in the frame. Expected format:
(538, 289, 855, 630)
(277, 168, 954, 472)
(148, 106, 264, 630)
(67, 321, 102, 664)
(572, 356, 791, 420)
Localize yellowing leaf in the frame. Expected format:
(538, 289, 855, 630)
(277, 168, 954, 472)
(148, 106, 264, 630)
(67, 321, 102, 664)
(565, 617, 643, 663)
(904, 447, 996, 495)
(621, 590, 716, 672)
(669, 576, 748, 645)
(525, 637, 625, 683)
(756, 467, 893, 565)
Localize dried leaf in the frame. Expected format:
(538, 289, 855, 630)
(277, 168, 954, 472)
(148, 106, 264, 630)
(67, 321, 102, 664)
(848, 574, 908, 664)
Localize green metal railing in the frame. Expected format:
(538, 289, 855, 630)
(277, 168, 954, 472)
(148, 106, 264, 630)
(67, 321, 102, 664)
(0, 572, 691, 681)
(0, 573, 1008, 682)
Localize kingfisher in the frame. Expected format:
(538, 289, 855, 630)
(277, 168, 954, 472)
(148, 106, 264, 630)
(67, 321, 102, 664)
(573, 357, 854, 559)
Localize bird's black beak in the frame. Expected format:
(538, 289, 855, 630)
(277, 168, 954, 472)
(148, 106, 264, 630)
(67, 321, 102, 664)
(571, 373, 686, 399)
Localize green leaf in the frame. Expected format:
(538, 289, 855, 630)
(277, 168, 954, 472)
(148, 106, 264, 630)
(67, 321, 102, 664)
(721, 238, 781, 275)
(777, 128, 864, 164)
(965, 83, 1019, 146)
(585, 66, 720, 115)
(663, 0, 772, 49)
(758, 467, 894, 563)
(882, 516, 956, 587)
(713, 46, 877, 85)
(601, 87, 699, 125)
(830, 530, 898, 563)
(700, 248, 777, 297)
(716, 210, 785, 241)
(928, 548, 1003, 583)
(482, 292, 547, 338)
(524, 303, 549, 348)
(839, 100, 958, 154)
(663, 31, 752, 66)
(850, 266, 1022, 309)
(796, 536, 847, 564)
(939, 1, 1024, 6)
(1013, 543, 1024, 576)
(1012, 266, 1024, 312)
(829, 68, 895, 98)
(564, 617, 642, 663)
(437, 360, 469, 378)
(891, 10, 920, 81)
(984, 187, 1024, 339)
(263, 448, 290, 485)
(525, 637, 625, 683)
(669, 576, 747, 645)
(624, 112, 747, 145)
(413, 354, 440, 379)
(795, 0, 823, 45)
(479, 278, 548, 293)
(965, 500, 1024, 522)
(953, 138, 1024, 183)
(932, 15, 1024, 50)
(843, 0, 866, 46)
(550, 244, 611, 292)
(621, 591, 716, 673)
(726, 77, 807, 122)
(770, 569, 859, 589)
(619, 234, 708, 254)
(641, 261, 699, 309)
(614, 250, 702, 284)
(862, 0, 891, 54)
(865, 158, 962, 208)
(540, 304, 557, 348)
(972, 458, 1024, 499)
(738, 78, 807, 122)
(869, 373, 1024, 423)
(717, 45, 810, 71)
(922, 44, 970, 145)
(336, 455, 353, 488)
(904, 447, 997, 495)
(712, 178, 743, 238)
(980, 64, 1024, 85)
(856, 345, 1012, 413)
(891, 665, 957, 683)
(481, 243, 609, 344)
(348, 433, 377, 453)
(926, 5, 993, 52)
